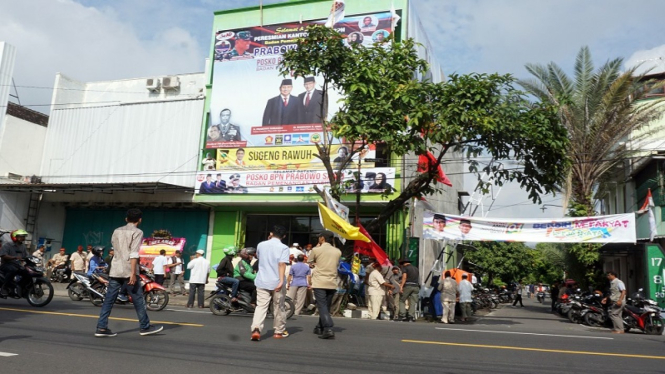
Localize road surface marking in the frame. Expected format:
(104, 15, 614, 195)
(0, 307, 203, 327)
(166, 309, 211, 314)
(435, 327, 613, 340)
(403, 340, 665, 360)
(0, 352, 18, 357)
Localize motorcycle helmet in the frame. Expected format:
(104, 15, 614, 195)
(244, 247, 256, 256)
(92, 246, 105, 257)
(222, 245, 237, 256)
(10, 229, 28, 242)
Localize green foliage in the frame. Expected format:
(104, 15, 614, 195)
(464, 241, 535, 286)
(280, 25, 570, 231)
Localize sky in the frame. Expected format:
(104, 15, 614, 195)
(3, 0, 665, 219)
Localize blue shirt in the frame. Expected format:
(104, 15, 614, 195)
(255, 237, 290, 290)
(87, 256, 106, 276)
(289, 262, 311, 287)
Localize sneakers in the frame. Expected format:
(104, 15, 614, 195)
(95, 328, 117, 337)
(117, 294, 129, 302)
(139, 325, 164, 336)
(273, 330, 289, 339)
(313, 327, 322, 335)
(251, 328, 261, 341)
(318, 329, 335, 339)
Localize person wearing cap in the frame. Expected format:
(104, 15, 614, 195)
(227, 173, 248, 193)
(200, 174, 215, 194)
(397, 258, 420, 322)
(297, 76, 326, 124)
(251, 225, 291, 341)
(308, 230, 342, 339)
(438, 271, 459, 324)
(31, 244, 46, 261)
(234, 247, 257, 305)
(212, 173, 227, 194)
(386, 265, 402, 320)
(167, 250, 186, 296)
(228, 31, 253, 59)
(424, 213, 447, 239)
(95, 208, 163, 337)
(186, 249, 210, 309)
(202, 152, 216, 171)
(262, 79, 299, 126)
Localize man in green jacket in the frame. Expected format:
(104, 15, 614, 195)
(234, 247, 257, 305)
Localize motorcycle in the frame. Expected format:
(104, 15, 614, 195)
(49, 263, 71, 283)
(622, 291, 664, 335)
(536, 291, 545, 303)
(66, 272, 91, 301)
(0, 256, 54, 307)
(77, 266, 169, 311)
(207, 280, 296, 319)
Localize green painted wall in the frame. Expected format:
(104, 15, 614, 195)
(62, 209, 210, 276)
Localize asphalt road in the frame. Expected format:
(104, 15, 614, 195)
(1, 294, 664, 374)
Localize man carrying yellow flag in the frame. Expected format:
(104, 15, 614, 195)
(317, 203, 370, 243)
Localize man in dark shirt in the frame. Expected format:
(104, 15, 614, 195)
(0, 230, 31, 296)
(398, 258, 420, 322)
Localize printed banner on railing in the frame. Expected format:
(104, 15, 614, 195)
(195, 167, 395, 194)
(139, 237, 186, 269)
(422, 212, 636, 243)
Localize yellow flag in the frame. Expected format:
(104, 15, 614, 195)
(318, 203, 370, 242)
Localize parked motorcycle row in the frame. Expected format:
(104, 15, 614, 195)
(555, 288, 664, 335)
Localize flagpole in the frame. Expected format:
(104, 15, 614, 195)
(259, 0, 263, 27)
(355, 159, 361, 224)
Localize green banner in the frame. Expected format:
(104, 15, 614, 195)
(407, 237, 419, 264)
(645, 244, 665, 308)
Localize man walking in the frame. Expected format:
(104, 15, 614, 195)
(512, 280, 524, 307)
(438, 271, 458, 324)
(458, 274, 474, 322)
(251, 225, 290, 341)
(308, 230, 342, 339)
(287, 254, 311, 316)
(398, 258, 420, 322)
(603, 271, 627, 334)
(95, 209, 162, 337)
(186, 249, 210, 308)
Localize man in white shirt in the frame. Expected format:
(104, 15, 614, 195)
(458, 274, 474, 322)
(186, 249, 210, 308)
(167, 250, 186, 295)
(32, 244, 46, 261)
(251, 225, 290, 342)
(151, 250, 168, 285)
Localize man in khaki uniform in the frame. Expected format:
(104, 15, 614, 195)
(438, 271, 458, 323)
(70, 245, 87, 276)
(308, 230, 341, 340)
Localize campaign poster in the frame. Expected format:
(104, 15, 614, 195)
(206, 11, 394, 150)
(195, 167, 396, 194)
(422, 213, 637, 244)
(139, 238, 186, 269)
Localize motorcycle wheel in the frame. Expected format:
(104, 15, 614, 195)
(645, 316, 665, 335)
(491, 299, 499, 309)
(284, 297, 295, 319)
(68, 283, 85, 301)
(567, 310, 578, 324)
(209, 294, 232, 316)
(145, 289, 169, 311)
(90, 284, 106, 307)
(584, 312, 603, 327)
(27, 279, 54, 307)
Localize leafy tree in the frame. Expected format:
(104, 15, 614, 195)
(519, 46, 665, 214)
(464, 241, 535, 286)
(280, 25, 570, 232)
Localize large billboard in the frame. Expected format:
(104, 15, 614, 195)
(200, 11, 396, 194)
(195, 167, 395, 194)
(207, 11, 395, 150)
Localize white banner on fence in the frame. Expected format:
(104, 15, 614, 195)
(422, 212, 636, 243)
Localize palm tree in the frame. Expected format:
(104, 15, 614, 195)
(519, 46, 664, 214)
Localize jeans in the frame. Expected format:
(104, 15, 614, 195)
(218, 277, 240, 297)
(96, 277, 150, 330)
(188, 283, 205, 307)
(314, 288, 336, 329)
(399, 285, 420, 318)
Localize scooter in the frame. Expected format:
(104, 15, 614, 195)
(83, 266, 169, 311)
(207, 280, 296, 319)
(66, 272, 92, 301)
(0, 256, 54, 307)
(623, 290, 664, 335)
(50, 263, 71, 283)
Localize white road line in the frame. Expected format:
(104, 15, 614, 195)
(0, 352, 18, 357)
(165, 308, 210, 314)
(435, 327, 613, 340)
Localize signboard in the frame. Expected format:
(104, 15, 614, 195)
(206, 144, 375, 170)
(422, 213, 637, 243)
(407, 237, 419, 265)
(645, 244, 665, 308)
(139, 237, 186, 269)
(195, 167, 395, 194)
